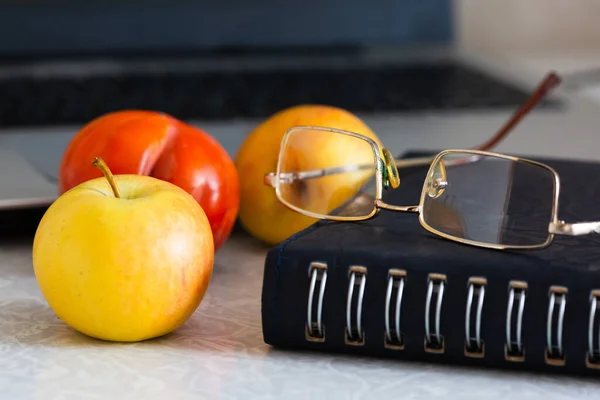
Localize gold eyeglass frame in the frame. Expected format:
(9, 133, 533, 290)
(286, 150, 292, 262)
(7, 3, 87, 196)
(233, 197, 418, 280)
(263, 71, 600, 251)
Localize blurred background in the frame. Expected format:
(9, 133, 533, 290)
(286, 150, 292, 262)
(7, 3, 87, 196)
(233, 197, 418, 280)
(1, 0, 598, 129)
(1, 0, 600, 234)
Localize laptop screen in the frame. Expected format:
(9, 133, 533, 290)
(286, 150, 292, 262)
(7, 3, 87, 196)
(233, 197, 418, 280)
(0, 0, 453, 57)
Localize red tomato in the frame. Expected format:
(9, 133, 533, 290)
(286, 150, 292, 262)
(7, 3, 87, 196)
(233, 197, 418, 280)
(58, 110, 239, 252)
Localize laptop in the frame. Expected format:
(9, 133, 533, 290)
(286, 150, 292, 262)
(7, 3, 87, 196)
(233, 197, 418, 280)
(0, 0, 572, 212)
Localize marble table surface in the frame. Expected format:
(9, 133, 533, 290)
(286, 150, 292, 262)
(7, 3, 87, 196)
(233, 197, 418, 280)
(1, 231, 600, 400)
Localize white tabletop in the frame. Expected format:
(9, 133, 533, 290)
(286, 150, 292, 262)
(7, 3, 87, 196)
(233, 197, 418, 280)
(2, 232, 600, 400)
(2, 49, 600, 399)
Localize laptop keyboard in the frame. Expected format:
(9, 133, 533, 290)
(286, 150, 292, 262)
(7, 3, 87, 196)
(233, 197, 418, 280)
(0, 62, 559, 127)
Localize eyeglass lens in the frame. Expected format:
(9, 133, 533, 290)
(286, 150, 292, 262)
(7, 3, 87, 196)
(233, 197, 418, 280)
(421, 152, 556, 247)
(276, 127, 378, 218)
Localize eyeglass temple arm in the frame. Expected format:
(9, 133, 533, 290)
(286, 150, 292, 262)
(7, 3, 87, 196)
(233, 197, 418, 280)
(264, 72, 562, 187)
(393, 71, 562, 167)
(263, 164, 374, 186)
(262, 154, 468, 186)
(263, 155, 453, 186)
(549, 221, 600, 236)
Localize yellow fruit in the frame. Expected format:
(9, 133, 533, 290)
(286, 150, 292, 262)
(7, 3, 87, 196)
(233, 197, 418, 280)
(32, 158, 214, 342)
(235, 104, 383, 245)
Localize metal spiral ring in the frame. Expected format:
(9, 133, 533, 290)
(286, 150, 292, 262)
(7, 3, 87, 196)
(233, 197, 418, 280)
(465, 278, 486, 351)
(506, 282, 527, 356)
(346, 267, 367, 342)
(425, 275, 445, 346)
(306, 262, 327, 338)
(384, 271, 405, 344)
(589, 293, 598, 359)
(546, 287, 567, 359)
(384, 276, 393, 342)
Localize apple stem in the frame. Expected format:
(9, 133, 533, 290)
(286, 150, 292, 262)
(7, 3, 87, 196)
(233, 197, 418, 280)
(92, 157, 121, 199)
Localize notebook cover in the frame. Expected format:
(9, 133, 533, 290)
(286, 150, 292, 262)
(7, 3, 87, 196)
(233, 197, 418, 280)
(261, 150, 600, 376)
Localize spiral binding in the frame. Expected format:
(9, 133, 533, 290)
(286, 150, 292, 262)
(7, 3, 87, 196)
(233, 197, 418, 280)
(465, 277, 486, 358)
(505, 281, 527, 362)
(305, 262, 328, 342)
(587, 290, 600, 369)
(546, 286, 567, 366)
(384, 269, 406, 350)
(302, 261, 600, 369)
(345, 266, 367, 345)
(424, 273, 446, 353)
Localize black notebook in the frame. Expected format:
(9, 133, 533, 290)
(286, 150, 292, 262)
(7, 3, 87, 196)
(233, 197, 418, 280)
(261, 151, 600, 376)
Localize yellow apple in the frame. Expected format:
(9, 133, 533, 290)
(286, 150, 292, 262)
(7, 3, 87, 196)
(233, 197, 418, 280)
(32, 157, 214, 342)
(235, 104, 383, 245)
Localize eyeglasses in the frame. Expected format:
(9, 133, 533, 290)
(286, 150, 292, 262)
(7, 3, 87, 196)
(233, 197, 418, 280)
(263, 72, 597, 250)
